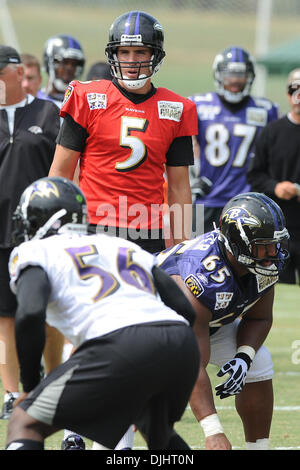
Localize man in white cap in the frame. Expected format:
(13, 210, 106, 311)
(0, 45, 61, 420)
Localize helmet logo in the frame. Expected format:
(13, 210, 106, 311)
(153, 22, 163, 31)
(223, 207, 261, 229)
(29, 180, 60, 201)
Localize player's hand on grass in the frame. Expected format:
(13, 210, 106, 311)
(205, 433, 232, 450)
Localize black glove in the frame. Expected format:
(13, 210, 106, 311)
(191, 176, 213, 198)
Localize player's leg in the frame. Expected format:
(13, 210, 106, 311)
(235, 344, 274, 449)
(59, 342, 86, 450)
(43, 324, 64, 374)
(235, 379, 273, 449)
(0, 317, 19, 392)
(92, 425, 135, 450)
(135, 324, 199, 450)
(0, 248, 20, 419)
(6, 405, 59, 450)
(210, 319, 274, 449)
(114, 425, 135, 450)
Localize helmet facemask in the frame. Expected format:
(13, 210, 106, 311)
(215, 63, 254, 104)
(213, 47, 255, 104)
(106, 42, 164, 90)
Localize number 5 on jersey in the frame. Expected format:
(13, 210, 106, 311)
(116, 116, 149, 172)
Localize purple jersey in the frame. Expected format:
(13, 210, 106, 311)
(189, 92, 279, 207)
(156, 231, 277, 334)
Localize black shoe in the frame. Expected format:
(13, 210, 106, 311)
(61, 434, 86, 450)
(0, 392, 16, 420)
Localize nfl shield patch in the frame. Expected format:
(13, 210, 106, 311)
(62, 85, 74, 106)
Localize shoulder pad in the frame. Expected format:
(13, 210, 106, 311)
(253, 97, 275, 111)
(189, 92, 214, 103)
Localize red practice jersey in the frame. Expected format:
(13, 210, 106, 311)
(60, 79, 198, 229)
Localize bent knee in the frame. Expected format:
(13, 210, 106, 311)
(246, 345, 273, 383)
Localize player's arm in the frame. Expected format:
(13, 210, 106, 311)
(49, 145, 80, 180)
(166, 165, 192, 244)
(49, 113, 87, 180)
(171, 275, 232, 450)
(14, 266, 51, 393)
(236, 286, 274, 352)
(151, 266, 195, 326)
(215, 288, 275, 402)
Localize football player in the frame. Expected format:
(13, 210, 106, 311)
(189, 47, 279, 235)
(42, 34, 85, 107)
(49, 11, 197, 253)
(5, 177, 199, 451)
(157, 192, 290, 450)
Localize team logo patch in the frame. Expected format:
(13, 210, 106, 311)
(62, 84, 74, 106)
(158, 101, 183, 122)
(185, 274, 204, 298)
(86, 93, 107, 110)
(246, 107, 267, 126)
(27, 126, 43, 134)
(215, 292, 233, 310)
(222, 207, 261, 230)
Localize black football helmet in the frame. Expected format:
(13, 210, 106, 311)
(213, 46, 255, 103)
(105, 11, 165, 89)
(219, 192, 290, 276)
(12, 177, 88, 246)
(43, 34, 85, 93)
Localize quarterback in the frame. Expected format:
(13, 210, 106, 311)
(49, 11, 198, 252)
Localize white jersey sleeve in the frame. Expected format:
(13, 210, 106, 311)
(9, 241, 49, 294)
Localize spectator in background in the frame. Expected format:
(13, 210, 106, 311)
(189, 46, 278, 235)
(42, 34, 85, 108)
(0, 45, 61, 419)
(20, 53, 47, 99)
(247, 68, 300, 285)
(85, 61, 112, 81)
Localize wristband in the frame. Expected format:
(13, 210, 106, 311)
(235, 345, 255, 370)
(200, 413, 224, 437)
(236, 345, 256, 360)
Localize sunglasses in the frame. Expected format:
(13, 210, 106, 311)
(288, 85, 300, 96)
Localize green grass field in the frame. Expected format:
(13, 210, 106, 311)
(0, 282, 299, 450)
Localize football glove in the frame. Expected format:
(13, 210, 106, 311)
(215, 352, 252, 399)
